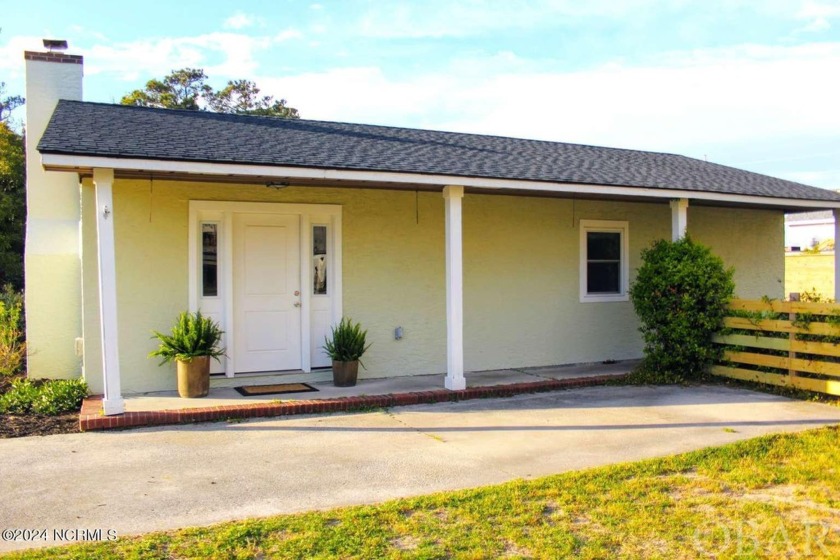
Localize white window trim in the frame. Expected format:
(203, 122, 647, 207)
(579, 219, 629, 303)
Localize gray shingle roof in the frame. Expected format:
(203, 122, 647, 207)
(38, 100, 840, 202)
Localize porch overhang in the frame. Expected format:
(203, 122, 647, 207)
(40, 153, 840, 213)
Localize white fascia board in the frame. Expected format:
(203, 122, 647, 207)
(40, 153, 840, 210)
(786, 219, 835, 227)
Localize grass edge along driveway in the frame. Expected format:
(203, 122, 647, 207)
(5, 425, 840, 559)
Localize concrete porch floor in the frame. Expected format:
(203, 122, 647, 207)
(124, 360, 638, 412)
(79, 361, 637, 430)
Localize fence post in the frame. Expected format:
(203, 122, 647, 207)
(789, 292, 800, 381)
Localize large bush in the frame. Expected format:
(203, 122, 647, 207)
(629, 237, 735, 382)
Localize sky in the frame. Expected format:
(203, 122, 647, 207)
(2, 0, 840, 188)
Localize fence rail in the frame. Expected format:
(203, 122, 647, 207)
(711, 298, 840, 396)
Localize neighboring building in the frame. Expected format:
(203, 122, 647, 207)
(785, 210, 834, 251)
(24, 47, 840, 416)
(784, 208, 837, 298)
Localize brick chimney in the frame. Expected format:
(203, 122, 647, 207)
(23, 42, 84, 380)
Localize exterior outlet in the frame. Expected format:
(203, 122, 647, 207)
(74, 337, 84, 358)
(24, 47, 85, 381)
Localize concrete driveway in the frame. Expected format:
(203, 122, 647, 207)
(2, 384, 840, 552)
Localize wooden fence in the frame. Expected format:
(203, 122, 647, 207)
(711, 298, 840, 396)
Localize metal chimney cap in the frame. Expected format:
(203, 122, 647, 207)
(42, 39, 69, 51)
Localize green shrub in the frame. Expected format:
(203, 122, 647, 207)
(323, 317, 371, 367)
(149, 311, 225, 364)
(0, 378, 88, 415)
(629, 237, 735, 383)
(0, 285, 25, 376)
(0, 378, 38, 414)
(32, 378, 89, 415)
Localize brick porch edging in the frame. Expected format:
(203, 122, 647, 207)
(79, 374, 627, 431)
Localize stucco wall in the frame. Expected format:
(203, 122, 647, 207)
(79, 180, 784, 393)
(690, 205, 785, 298)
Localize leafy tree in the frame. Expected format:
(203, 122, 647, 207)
(0, 82, 23, 123)
(207, 79, 299, 118)
(0, 121, 25, 289)
(121, 68, 299, 118)
(0, 31, 26, 290)
(120, 68, 211, 110)
(629, 237, 735, 383)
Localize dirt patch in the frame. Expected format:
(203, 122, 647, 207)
(391, 535, 420, 551)
(740, 485, 840, 517)
(0, 412, 79, 438)
(502, 540, 532, 557)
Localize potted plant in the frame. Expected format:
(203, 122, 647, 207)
(149, 311, 225, 398)
(323, 317, 371, 387)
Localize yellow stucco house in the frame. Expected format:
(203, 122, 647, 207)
(24, 48, 840, 416)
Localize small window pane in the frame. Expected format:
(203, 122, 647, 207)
(587, 262, 620, 293)
(587, 232, 620, 260)
(313, 226, 327, 295)
(202, 223, 218, 297)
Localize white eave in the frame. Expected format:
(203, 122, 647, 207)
(40, 152, 840, 211)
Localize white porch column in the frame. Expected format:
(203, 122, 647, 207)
(834, 209, 840, 301)
(443, 185, 466, 390)
(670, 198, 689, 241)
(93, 168, 124, 415)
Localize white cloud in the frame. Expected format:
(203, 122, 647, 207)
(43, 31, 295, 84)
(797, 0, 840, 19)
(255, 41, 840, 169)
(223, 12, 256, 30)
(355, 0, 654, 39)
(794, 1, 840, 32)
(0, 35, 45, 74)
(258, 67, 447, 125)
(275, 29, 303, 41)
(799, 16, 831, 32)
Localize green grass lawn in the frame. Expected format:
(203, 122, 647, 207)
(6, 426, 840, 559)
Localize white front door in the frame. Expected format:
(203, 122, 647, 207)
(233, 213, 302, 373)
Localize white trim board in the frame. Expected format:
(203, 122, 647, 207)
(42, 154, 840, 210)
(188, 200, 343, 376)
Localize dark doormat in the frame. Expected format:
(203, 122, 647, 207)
(234, 383, 319, 397)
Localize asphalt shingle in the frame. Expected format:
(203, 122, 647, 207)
(37, 100, 840, 202)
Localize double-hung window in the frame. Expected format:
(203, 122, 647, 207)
(579, 220, 629, 302)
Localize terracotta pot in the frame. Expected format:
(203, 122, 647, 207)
(176, 356, 210, 398)
(332, 360, 359, 387)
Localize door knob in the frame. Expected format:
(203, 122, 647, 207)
(294, 290, 300, 296)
